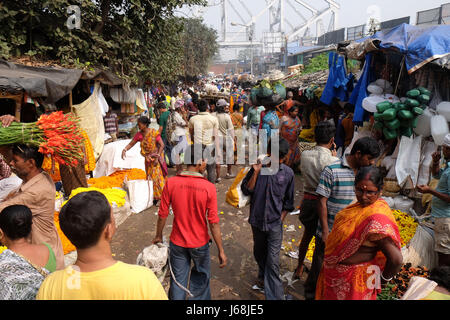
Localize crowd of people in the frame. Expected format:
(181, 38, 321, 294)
(0, 78, 448, 301)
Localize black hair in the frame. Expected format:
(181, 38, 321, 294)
(157, 102, 167, 110)
(288, 105, 299, 114)
(59, 191, 112, 250)
(216, 104, 226, 114)
(197, 99, 209, 112)
(429, 266, 450, 291)
(12, 144, 44, 168)
(355, 166, 384, 191)
(350, 136, 380, 158)
(315, 121, 336, 145)
(344, 103, 355, 113)
(0, 205, 33, 240)
(137, 116, 150, 127)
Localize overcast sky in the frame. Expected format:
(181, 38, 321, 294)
(179, 0, 448, 60)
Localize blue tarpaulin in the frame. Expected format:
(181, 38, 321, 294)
(356, 23, 450, 74)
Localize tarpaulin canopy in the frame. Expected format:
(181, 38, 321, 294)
(355, 23, 450, 74)
(0, 60, 125, 103)
(0, 59, 82, 103)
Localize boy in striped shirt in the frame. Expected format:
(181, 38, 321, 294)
(304, 136, 381, 300)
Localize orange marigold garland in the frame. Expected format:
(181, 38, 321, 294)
(87, 169, 146, 189)
(0, 111, 84, 167)
(54, 211, 76, 255)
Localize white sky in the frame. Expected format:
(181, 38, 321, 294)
(179, 0, 449, 60)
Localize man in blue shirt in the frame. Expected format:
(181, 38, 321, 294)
(417, 134, 450, 267)
(241, 138, 295, 300)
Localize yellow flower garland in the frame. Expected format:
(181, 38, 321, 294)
(392, 209, 418, 247)
(42, 155, 61, 182)
(0, 246, 7, 255)
(62, 187, 127, 208)
(81, 130, 96, 173)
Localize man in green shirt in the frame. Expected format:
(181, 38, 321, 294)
(158, 102, 174, 167)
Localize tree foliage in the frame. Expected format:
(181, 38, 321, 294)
(181, 18, 218, 79)
(303, 52, 329, 75)
(0, 0, 206, 85)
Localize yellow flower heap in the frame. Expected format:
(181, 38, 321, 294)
(392, 209, 418, 247)
(62, 187, 127, 208)
(87, 169, 146, 189)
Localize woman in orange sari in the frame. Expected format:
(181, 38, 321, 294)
(280, 106, 302, 168)
(122, 116, 167, 205)
(316, 166, 403, 300)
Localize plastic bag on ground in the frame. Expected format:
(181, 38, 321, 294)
(401, 224, 438, 270)
(136, 242, 169, 283)
(400, 276, 437, 300)
(417, 140, 437, 186)
(124, 178, 153, 213)
(226, 167, 250, 208)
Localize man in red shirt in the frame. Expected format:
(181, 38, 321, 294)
(152, 144, 227, 300)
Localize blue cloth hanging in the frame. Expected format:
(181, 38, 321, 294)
(320, 52, 337, 106)
(320, 52, 353, 105)
(350, 53, 375, 125)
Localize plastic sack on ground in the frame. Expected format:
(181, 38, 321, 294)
(226, 167, 250, 208)
(113, 194, 132, 228)
(137, 243, 169, 283)
(124, 178, 153, 213)
(401, 224, 438, 270)
(400, 276, 437, 300)
(417, 140, 437, 186)
(395, 135, 422, 189)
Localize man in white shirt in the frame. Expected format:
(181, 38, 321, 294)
(293, 121, 338, 280)
(214, 99, 235, 182)
(188, 100, 220, 183)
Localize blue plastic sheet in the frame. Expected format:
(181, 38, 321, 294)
(350, 53, 375, 125)
(356, 23, 450, 73)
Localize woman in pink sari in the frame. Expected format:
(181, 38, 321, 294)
(316, 166, 403, 300)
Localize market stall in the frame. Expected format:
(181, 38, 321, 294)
(321, 23, 450, 274)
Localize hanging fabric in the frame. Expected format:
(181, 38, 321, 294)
(350, 53, 375, 125)
(320, 52, 353, 106)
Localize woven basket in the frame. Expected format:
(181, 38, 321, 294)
(382, 190, 400, 198)
(383, 178, 401, 193)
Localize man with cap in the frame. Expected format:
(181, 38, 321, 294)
(417, 134, 450, 267)
(214, 99, 235, 182)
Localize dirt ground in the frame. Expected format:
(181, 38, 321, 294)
(110, 165, 309, 300)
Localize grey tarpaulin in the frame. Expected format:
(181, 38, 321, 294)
(0, 59, 83, 103)
(0, 60, 125, 103)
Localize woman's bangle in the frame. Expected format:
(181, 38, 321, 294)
(380, 273, 393, 282)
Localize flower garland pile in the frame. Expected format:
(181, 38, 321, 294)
(42, 155, 61, 182)
(54, 211, 76, 255)
(87, 169, 146, 189)
(62, 187, 127, 208)
(392, 209, 418, 247)
(81, 130, 95, 173)
(0, 111, 84, 166)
